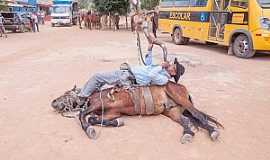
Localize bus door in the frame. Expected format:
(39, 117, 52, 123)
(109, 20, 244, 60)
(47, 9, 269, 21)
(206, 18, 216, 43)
(208, 0, 230, 41)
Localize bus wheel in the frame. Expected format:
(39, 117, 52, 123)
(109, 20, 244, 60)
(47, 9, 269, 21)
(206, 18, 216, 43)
(172, 28, 189, 45)
(232, 34, 255, 58)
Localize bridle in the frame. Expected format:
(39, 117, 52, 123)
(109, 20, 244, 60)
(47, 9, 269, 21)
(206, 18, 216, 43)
(54, 89, 85, 118)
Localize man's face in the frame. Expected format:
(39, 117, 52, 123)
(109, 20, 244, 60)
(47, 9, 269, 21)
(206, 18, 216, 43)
(167, 64, 176, 76)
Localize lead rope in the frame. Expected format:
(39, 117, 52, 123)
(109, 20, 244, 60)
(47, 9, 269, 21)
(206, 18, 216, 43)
(136, 30, 146, 65)
(92, 88, 105, 139)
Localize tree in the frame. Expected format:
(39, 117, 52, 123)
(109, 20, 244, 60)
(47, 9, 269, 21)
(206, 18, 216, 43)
(140, 0, 159, 10)
(93, 0, 130, 29)
(0, 0, 8, 11)
(93, 0, 129, 15)
(79, 0, 93, 10)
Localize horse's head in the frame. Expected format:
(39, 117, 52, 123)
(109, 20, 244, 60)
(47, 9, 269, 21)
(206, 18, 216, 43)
(51, 85, 81, 113)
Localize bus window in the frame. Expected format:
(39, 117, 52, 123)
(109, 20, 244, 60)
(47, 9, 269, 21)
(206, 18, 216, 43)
(160, 0, 174, 7)
(258, 0, 270, 8)
(175, 0, 190, 6)
(231, 0, 248, 8)
(190, 0, 208, 7)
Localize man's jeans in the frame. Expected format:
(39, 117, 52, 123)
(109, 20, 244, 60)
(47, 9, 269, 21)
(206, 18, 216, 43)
(78, 70, 132, 98)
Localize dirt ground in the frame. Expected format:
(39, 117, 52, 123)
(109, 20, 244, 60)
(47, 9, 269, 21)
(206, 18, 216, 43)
(0, 24, 270, 160)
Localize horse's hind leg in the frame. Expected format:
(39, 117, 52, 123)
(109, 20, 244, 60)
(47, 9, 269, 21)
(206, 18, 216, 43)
(163, 107, 195, 144)
(183, 110, 220, 141)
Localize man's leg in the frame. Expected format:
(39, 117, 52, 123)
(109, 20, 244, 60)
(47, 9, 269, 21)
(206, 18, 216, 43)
(78, 70, 130, 99)
(36, 23, 39, 32)
(3, 27, 7, 38)
(0, 26, 2, 37)
(32, 23, 36, 32)
(1, 26, 7, 38)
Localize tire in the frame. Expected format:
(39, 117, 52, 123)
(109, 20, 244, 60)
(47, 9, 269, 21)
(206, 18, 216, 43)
(232, 34, 255, 58)
(51, 23, 55, 27)
(172, 27, 189, 45)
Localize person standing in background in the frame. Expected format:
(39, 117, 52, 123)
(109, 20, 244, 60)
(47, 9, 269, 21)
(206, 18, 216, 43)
(0, 13, 7, 38)
(40, 10, 45, 25)
(32, 13, 39, 32)
(114, 13, 120, 30)
(78, 12, 82, 29)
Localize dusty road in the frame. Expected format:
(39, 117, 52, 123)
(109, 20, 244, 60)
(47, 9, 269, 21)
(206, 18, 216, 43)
(0, 25, 270, 160)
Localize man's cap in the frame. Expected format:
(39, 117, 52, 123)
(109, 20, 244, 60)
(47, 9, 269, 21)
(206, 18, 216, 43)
(173, 58, 185, 83)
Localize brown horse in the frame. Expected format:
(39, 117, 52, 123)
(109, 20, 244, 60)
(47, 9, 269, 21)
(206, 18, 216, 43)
(51, 82, 223, 143)
(91, 13, 101, 30)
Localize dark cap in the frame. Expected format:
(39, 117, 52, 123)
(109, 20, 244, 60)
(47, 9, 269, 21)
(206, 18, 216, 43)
(173, 58, 185, 83)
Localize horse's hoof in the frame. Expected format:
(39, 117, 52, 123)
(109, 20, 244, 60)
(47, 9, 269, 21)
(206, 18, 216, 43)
(210, 130, 220, 141)
(86, 126, 96, 139)
(116, 118, 124, 127)
(180, 133, 193, 144)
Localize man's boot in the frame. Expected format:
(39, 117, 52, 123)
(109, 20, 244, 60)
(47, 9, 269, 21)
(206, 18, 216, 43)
(78, 96, 87, 107)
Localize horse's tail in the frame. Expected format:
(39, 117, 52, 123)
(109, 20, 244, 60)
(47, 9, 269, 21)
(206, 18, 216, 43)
(197, 109, 224, 129)
(188, 94, 224, 129)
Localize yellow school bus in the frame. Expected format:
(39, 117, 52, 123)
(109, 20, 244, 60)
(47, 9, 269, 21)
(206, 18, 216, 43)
(158, 0, 270, 58)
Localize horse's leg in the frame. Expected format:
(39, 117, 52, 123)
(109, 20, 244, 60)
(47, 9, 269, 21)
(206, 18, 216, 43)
(162, 107, 195, 144)
(88, 109, 123, 127)
(183, 110, 220, 141)
(79, 103, 100, 132)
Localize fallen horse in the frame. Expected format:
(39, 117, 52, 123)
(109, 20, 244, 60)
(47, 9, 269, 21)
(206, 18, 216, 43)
(51, 81, 223, 143)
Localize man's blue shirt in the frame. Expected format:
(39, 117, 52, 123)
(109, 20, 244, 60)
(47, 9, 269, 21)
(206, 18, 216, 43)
(131, 65, 170, 86)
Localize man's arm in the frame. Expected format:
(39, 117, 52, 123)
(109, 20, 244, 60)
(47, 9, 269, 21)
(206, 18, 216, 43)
(145, 50, 152, 66)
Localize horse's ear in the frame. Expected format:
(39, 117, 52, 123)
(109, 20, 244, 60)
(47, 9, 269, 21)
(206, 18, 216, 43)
(72, 85, 77, 91)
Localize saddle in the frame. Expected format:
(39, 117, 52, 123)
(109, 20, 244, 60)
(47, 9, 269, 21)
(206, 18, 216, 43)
(130, 87, 155, 115)
(108, 85, 177, 115)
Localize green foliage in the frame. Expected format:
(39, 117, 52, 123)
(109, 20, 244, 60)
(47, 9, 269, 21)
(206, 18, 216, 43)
(0, 0, 8, 12)
(79, 0, 93, 10)
(93, 0, 129, 15)
(140, 0, 159, 10)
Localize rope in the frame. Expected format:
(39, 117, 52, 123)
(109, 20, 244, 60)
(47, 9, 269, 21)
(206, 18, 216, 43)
(92, 88, 105, 139)
(136, 31, 146, 65)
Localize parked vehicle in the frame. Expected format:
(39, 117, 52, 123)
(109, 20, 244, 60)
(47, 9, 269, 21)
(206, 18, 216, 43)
(51, 0, 79, 27)
(1, 12, 31, 32)
(158, 0, 270, 58)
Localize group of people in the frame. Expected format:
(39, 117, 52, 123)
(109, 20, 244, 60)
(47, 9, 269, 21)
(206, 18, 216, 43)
(131, 10, 159, 38)
(27, 10, 46, 32)
(0, 11, 45, 37)
(28, 12, 40, 33)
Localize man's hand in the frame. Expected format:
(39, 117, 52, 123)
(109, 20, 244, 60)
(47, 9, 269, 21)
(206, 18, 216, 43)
(161, 61, 170, 69)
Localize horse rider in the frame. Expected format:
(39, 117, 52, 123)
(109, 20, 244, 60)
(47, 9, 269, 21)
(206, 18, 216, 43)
(77, 58, 185, 105)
